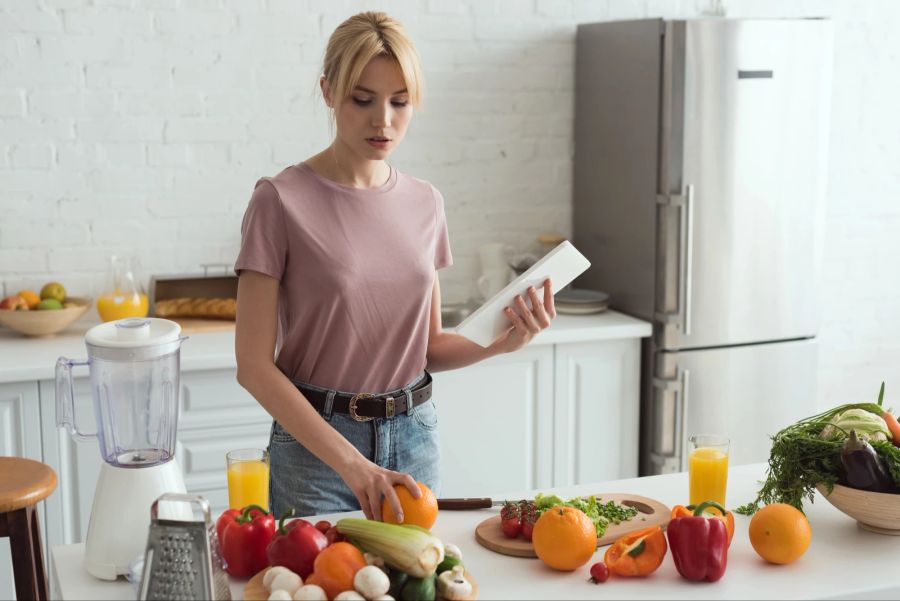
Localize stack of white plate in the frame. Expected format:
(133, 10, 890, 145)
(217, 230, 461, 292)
(555, 289, 609, 315)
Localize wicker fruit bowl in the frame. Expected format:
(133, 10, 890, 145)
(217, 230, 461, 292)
(0, 297, 91, 337)
(816, 483, 900, 535)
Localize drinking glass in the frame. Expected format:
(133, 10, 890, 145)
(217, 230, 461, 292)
(226, 448, 270, 511)
(688, 435, 730, 506)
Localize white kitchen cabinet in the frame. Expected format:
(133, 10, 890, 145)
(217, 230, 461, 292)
(432, 346, 555, 498)
(0, 382, 43, 601)
(39, 377, 102, 548)
(552, 338, 641, 487)
(433, 337, 642, 498)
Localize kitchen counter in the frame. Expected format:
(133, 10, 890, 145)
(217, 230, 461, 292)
(0, 311, 651, 384)
(51, 463, 900, 600)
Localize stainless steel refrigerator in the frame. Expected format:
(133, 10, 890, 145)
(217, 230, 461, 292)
(572, 18, 833, 475)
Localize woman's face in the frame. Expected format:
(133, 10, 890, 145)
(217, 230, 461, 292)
(327, 55, 413, 161)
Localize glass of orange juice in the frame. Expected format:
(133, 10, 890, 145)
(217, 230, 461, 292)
(688, 435, 730, 506)
(226, 448, 270, 511)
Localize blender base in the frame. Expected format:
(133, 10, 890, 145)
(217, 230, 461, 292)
(84, 460, 187, 580)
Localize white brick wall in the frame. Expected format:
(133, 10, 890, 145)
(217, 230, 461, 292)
(0, 0, 897, 406)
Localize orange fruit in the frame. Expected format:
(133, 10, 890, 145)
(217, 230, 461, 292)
(748, 503, 811, 564)
(381, 481, 438, 529)
(16, 290, 40, 309)
(532, 505, 597, 571)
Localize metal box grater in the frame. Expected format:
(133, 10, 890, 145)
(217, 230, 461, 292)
(138, 493, 231, 601)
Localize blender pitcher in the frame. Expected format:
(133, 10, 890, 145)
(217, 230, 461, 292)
(56, 317, 190, 580)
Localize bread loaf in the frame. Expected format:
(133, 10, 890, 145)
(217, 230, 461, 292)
(154, 297, 236, 320)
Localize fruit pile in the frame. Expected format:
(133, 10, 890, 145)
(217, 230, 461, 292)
(0, 282, 71, 311)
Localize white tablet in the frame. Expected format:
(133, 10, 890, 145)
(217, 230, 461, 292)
(454, 241, 591, 347)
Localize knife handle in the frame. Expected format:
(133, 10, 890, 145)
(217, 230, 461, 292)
(437, 498, 493, 510)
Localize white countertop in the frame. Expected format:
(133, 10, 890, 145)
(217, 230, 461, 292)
(0, 311, 651, 384)
(51, 463, 900, 600)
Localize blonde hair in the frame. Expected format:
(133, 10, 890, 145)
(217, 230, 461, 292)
(322, 12, 423, 108)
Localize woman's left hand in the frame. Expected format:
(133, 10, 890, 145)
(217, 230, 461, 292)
(490, 278, 557, 354)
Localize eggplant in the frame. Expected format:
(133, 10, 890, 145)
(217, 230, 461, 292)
(840, 430, 894, 493)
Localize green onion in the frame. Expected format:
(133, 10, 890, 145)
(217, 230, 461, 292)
(336, 518, 444, 578)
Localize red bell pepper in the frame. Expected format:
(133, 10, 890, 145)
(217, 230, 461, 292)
(266, 508, 328, 579)
(670, 502, 735, 546)
(666, 501, 729, 582)
(217, 505, 276, 578)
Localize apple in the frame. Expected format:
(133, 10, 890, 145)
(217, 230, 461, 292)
(0, 295, 29, 310)
(40, 282, 66, 303)
(37, 298, 63, 310)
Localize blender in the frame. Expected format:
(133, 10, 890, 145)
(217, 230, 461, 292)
(56, 317, 189, 580)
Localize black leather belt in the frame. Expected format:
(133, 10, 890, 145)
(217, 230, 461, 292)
(297, 372, 433, 421)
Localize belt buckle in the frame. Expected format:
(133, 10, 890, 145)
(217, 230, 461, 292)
(349, 393, 375, 422)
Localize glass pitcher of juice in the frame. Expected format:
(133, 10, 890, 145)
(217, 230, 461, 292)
(226, 448, 270, 510)
(97, 255, 149, 322)
(688, 435, 730, 506)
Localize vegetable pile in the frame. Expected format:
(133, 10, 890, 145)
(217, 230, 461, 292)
(736, 382, 900, 515)
(533, 493, 638, 537)
(214, 503, 468, 600)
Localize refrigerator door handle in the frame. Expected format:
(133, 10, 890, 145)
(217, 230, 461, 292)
(650, 368, 689, 473)
(681, 184, 695, 336)
(680, 368, 691, 468)
(656, 184, 694, 335)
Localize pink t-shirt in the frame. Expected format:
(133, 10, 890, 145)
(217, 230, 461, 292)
(234, 163, 453, 393)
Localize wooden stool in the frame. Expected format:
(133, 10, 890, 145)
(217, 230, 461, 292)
(0, 457, 57, 601)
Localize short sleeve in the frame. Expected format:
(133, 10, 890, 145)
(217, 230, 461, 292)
(433, 186, 453, 270)
(234, 179, 288, 280)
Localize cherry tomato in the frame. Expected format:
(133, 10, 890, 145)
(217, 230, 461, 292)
(500, 501, 522, 539)
(518, 500, 536, 541)
(315, 520, 332, 534)
(521, 518, 535, 541)
(325, 525, 345, 545)
(501, 517, 521, 538)
(589, 562, 609, 584)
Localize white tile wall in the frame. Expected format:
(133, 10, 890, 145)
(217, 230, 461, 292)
(0, 0, 897, 405)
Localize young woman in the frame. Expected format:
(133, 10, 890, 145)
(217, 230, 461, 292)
(234, 11, 556, 523)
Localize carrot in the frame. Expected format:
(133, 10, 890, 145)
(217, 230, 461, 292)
(883, 410, 900, 446)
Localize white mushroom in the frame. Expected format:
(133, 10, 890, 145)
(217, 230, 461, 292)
(372, 596, 395, 601)
(264, 567, 298, 591)
(353, 565, 391, 600)
(335, 592, 366, 601)
(293, 584, 328, 601)
(269, 590, 294, 601)
(443, 543, 463, 561)
(436, 565, 472, 601)
(269, 572, 303, 596)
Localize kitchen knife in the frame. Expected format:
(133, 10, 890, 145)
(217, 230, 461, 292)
(436, 498, 503, 510)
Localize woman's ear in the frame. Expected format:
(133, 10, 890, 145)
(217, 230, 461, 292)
(320, 76, 333, 108)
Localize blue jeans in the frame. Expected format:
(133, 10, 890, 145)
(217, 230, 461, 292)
(268, 372, 441, 518)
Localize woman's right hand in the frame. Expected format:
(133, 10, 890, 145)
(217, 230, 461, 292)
(341, 458, 422, 523)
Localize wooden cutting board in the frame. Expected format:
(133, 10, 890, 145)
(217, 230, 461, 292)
(474, 493, 670, 558)
(244, 566, 479, 600)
